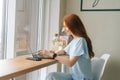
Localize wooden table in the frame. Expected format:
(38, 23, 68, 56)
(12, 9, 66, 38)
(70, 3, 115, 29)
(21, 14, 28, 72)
(0, 55, 57, 80)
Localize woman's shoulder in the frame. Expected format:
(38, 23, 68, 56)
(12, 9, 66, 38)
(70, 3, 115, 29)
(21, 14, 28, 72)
(71, 37, 86, 45)
(74, 37, 86, 41)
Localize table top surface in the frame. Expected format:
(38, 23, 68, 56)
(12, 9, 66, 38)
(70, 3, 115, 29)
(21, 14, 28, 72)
(0, 55, 57, 80)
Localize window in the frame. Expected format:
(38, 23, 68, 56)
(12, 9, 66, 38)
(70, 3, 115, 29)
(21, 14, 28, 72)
(15, 0, 40, 56)
(15, 0, 46, 80)
(1, 0, 60, 80)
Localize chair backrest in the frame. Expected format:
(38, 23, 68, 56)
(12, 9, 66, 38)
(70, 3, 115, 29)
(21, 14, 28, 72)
(91, 53, 110, 80)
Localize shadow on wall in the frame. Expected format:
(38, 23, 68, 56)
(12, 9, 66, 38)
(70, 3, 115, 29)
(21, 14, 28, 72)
(102, 57, 120, 80)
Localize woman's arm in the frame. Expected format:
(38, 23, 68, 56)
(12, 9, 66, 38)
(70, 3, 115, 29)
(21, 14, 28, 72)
(38, 50, 79, 67)
(54, 55, 79, 67)
(55, 50, 66, 56)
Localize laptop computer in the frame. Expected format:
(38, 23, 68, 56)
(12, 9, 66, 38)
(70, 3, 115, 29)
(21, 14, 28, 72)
(26, 51, 52, 61)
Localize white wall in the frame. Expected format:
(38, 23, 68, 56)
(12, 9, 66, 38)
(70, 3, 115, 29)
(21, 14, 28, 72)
(62, 0, 120, 80)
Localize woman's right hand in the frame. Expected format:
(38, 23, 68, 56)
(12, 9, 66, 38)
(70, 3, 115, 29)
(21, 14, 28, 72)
(38, 50, 54, 58)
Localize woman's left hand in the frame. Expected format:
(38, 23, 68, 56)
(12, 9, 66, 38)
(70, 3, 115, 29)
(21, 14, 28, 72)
(38, 50, 53, 58)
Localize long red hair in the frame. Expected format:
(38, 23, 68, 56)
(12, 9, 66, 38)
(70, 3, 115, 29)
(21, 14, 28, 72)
(63, 14, 94, 58)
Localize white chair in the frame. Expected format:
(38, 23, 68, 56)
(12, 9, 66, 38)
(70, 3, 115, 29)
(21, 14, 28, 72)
(91, 53, 110, 80)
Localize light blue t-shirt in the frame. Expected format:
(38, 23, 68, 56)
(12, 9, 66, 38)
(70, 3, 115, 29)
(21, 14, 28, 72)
(64, 37, 93, 80)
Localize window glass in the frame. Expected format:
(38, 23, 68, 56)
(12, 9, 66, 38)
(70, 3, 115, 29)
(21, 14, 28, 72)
(15, 0, 39, 56)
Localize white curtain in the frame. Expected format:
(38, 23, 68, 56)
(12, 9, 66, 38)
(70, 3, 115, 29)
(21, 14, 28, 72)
(0, 0, 4, 59)
(0, 0, 6, 59)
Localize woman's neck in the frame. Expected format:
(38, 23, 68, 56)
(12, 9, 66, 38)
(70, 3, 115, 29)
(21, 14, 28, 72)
(72, 35, 81, 39)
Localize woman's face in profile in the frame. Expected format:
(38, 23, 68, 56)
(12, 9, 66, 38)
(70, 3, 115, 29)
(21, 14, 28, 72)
(63, 22, 72, 36)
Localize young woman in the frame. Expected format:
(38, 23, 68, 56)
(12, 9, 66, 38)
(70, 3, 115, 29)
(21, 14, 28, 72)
(39, 14, 95, 80)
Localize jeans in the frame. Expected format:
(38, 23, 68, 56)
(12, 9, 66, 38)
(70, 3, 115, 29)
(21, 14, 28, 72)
(46, 72, 92, 80)
(46, 72, 73, 80)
